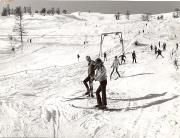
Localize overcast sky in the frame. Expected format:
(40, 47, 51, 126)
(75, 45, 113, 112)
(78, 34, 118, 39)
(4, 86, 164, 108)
(0, 0, 180, 14)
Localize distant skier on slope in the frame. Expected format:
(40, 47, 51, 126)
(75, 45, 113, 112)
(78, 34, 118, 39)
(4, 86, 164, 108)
(12, 47, 15, 52)
(132, 51, 137, 63)
(77, 54, 80, 62)
(154, 46, 158, 54)
(104, 52, 107, 61)
(170, 48, 177, 59)
(11, 47, 15, 55)
(156, 49, 164, 59)
(83, 56, 96, 97)
(176, 43, 178, 50)
(150, 44, 153, 51)
(158, 41, 161, 47)
(119, 53, 126, 64)
(110, 56, 121, 79)
(174, 58, 179, 70)
(94, 58, 107, 109)
(163, 43, 166, 51)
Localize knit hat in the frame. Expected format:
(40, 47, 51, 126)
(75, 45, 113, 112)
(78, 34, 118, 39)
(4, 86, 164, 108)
(95, 58, 102, 64)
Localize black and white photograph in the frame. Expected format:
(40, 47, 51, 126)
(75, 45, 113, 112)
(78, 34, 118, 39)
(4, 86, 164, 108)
(0, 0, 180, 137)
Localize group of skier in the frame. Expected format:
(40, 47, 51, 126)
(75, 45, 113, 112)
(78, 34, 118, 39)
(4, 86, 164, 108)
(151, 41, 179, 69)
(104, 51, 136, 64)
(83, 50, 138, 109)
(150, 42, 165, 59)
(83, 56, 107, 109)
(80, 39, 180, 110)
(109, 51, 137, 79)
(171, 44, 179, 70)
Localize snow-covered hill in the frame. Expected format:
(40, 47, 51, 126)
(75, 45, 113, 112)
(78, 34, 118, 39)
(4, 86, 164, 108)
(0, 12, 179, 138)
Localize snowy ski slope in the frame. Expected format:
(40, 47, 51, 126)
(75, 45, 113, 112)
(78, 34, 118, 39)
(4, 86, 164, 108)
(0, 12, 179, 138)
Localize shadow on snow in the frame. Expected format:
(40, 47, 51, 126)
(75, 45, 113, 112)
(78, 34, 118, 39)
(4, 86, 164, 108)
(70, 94, 179, 112)
(122, 73, 155, 78)
(63, 92, 167, 102)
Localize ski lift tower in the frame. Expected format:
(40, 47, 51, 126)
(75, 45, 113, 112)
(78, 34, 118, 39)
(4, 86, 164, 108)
(99, 32, 124, 57)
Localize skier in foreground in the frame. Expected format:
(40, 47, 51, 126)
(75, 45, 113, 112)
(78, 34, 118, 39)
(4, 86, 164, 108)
(110, 56, 121, 79)
(83, 56, 95, 97)
(94, 58, 107, 109)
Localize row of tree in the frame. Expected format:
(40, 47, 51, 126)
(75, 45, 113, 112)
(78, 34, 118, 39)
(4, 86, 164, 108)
(114, 8, 180, 21)
(115, 11, 130, 20)
(1, 4, 68, 16)
(12, 6, 26, 50)
(35, 8, 67, 15)
(115, 11, 149, 21)
(173, 8, 180, 18)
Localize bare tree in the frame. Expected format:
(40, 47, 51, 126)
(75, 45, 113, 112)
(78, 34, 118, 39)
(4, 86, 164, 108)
(7, 4, 10, 16)
(23, 6, 32, 15)
(35, 10, 39, 13)
(1, 7, 8, 16)
(126, 10, 130, 20)
(62, 9, 67, 14)
(23, 6, 27, 13)
(173, 8, 180, 18)
(141, 13, 151, 21)
(40, 8, 46, 16)
(157, 15, 163, 20)
(13, 6, 26, 50)
(47, 9, 51, 15)
(56, 8, 60, 15)
(10, 8, 14, 15)
(1, 4, 11, 16)
(51, 8, 55, 15)
(27, 6, 32, 15)
(47, 8, 55, 15)
(115, 12, 120, 20)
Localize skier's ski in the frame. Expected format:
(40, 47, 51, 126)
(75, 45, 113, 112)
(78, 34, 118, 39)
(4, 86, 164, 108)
(70, 104, 123, 111)
(63, 92, 96, 101)
(63, 96, 96, 102)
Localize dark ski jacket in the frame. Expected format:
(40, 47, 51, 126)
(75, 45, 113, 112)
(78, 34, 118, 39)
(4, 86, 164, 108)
(88, 60, 96, 77)
(120, 54, 126, 60)
(157, 49, 162, 55)
(132, 52, 136, 58)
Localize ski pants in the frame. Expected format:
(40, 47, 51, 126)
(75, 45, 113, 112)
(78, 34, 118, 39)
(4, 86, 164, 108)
(110, 67, 121, 78)
(121, 59, 125, 64)
(104, 57, 107, 61)
(83, 76, 93, 93)
(132, 58, 137, 63)
(156, 54, 164, 59)
(96, 80, 107, 106)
